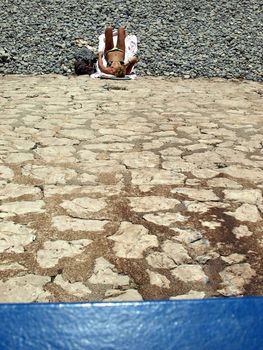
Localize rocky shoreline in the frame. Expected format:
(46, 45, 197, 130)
(0, 0, 262, 81)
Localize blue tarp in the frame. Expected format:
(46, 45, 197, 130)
(1, 297, 262, 350)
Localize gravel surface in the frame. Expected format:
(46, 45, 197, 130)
(0, 0, 262, 80)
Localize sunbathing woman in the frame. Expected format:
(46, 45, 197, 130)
(98, 26, 138, 77)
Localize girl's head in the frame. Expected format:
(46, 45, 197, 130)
(114, 65, 126, 77)
(111, 61, 126, 77)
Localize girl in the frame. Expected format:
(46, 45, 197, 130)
(98, 26, 138, 77)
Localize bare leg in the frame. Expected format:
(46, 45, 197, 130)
(116, 27, 126, 54)
(105, 26, 114, 53)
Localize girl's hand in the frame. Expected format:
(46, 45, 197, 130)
(128, 56, 138, 64)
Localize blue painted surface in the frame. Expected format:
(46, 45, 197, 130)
(0, 297, 262, 350)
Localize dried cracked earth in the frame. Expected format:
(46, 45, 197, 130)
(0, 75, 262, 303)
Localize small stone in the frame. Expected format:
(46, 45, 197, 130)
(185, 179, 201, 186)
(60, 197, 107, 217)
(225, 204, 261, 222)
(108, 221, 159, 259)
(218, 263, 256, 296)
(78, 173, 97, 184)
(77, 150, 97, 161)
(54, 275, 91, 297)
(222, 166, 263, 184)
(35, 146, 76, 163)
(88, 257, 130, 286)
(112, 151, 159, 168)
(182, 150, 223, 167)
(162, 158, 196, 172)
(177, 126, 199, 134)
(0, 261, 26, 271)
(170, 290, 206, 300)
(104, 289, 143, 301)
(184, 202, 210, 213)
(0, 183, 41, 200)
(171, 265, 209, 284)
(223, 189, 262, 205)
(146, 252, 176, 269)
(4, 152, 34, 163)
(128, 196, 180, 212)
(131, 168, 186, 186)
(171, 188, 219, 201)
(44, 186, 81, 197)
(83, 143, 133, 152)
(147, 269, 170, 288)
(207, 178, 242, 189)
(201, 221, 221, 229)
(173, 228, 203, 244)
(142, 140, 164, 150)
(0, 200, 45, 217)
(185, 143, 210, 152)
(195, 255, 213, 264)
(52, 215, 108, 232)
(0, 221, 36, 253)
(59, 129, 95, 140)
(37, 239, 93, 268)
(222, 254, 246, 265)
(191, 169, 219, 179)
(45, 183, 122, 197)
(162, 240, 192, 265)
(0, 48, 10, 63)
(160, 147, 183, 156)
(0, 274, 51, 303)
(22, 164, 77, 184)
(232, 225, 253, 238)
(185, 200, 229, 213)
(144, 212, 188, 226)
(0, 165, 14, 180)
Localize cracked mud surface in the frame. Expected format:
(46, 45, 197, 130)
(0, 75, 262, 302)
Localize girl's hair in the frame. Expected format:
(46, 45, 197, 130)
(114, 65, 126, 78)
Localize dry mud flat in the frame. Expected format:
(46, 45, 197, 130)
(0, 75, 262, 302)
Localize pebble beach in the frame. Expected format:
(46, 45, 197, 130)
(0, 0, 262, 80)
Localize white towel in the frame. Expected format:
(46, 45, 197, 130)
(91, 33, 138, 79)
